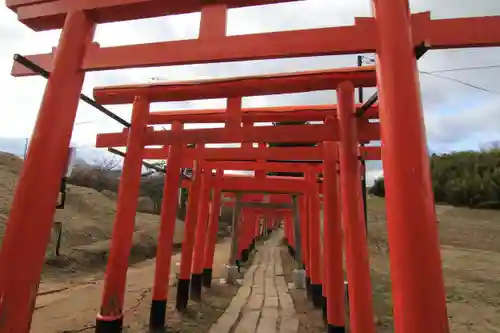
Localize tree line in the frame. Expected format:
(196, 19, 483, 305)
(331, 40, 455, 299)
(370, 148, 500, 209)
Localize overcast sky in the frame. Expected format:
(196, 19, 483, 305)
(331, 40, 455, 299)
(0, 0, 500, 183)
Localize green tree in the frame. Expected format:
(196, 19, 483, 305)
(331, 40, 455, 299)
(369, 147, 500, 209)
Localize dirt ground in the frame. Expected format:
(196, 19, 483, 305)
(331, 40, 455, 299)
(0, 152, 250, 332)
(3, 150, 500, 331)
(32, 238, 237, 332)
(280, 246, 325, 333)
(280, 196, 500, 332)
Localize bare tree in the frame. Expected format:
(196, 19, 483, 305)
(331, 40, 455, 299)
(95, 155, 120, 172)
(69, 156, 121, 192)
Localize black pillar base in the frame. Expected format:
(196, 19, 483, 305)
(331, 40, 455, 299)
(149, 299, 167, 330)
(322, 295, 327, 323)
(236, 259, 241, 272)
(311, 284, 323, 308)
(175, 278, 190, 312)
(327, 324, 346, 333)
(95, 316, 123, 333)
(190, 273, 203, 301)
(241, 249, 249, 262)
(305, 276, 312, 300)
(202, 268, 213, 288)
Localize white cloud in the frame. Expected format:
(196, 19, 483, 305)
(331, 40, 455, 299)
(0, 0, 499, 178)
(366, 168, 384, 187)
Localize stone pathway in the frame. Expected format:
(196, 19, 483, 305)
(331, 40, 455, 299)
(209, 230, 299, 333)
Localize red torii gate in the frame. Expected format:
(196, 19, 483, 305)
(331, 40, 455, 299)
(91, 72, 381, 331)
(10, 11, 500, 76)
(91, 66, 379, 329)
(2, 1, 500, 333)
(98, 88, 382, 329)
(113, 145, 381, 164)
(148, 104, 379, 124)
(91, 94, 379, 333)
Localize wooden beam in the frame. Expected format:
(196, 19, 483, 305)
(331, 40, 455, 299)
(140, 145, 381, 161)
(180, 174, 310, 192)
(148, 104, 379, 124)
(411, 11, 500, 49)
(238, 202, 292, 209)
(200, 160, 319, 173)
(95, 122, 380, 147)
(143, 146, 324, 161)
(224, 193, 292, 203)
(11, 14, 500, 76)
(92, 67, 377, 105)
(11, 0, 302, 30)
(219, 177, 309, 193)
(359, 146, 381, 161)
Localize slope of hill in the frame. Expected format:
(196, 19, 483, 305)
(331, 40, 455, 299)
(0, 152, 184, 275)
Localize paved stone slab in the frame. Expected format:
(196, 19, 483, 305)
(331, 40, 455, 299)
(279, 317, 299, 333)
(256, 308, 278, 333)
(210, 230, 298, 333)
(263, 296, 279, 308)
(247, 293, 264, 310)
(234, 310, 261, 333)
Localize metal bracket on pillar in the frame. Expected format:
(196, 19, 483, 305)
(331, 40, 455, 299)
(355, 42, 429, 118)
(354, 43, 429, 234)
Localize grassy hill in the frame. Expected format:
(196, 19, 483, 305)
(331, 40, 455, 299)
(371, 148, 500, 209)
(0, 152, 185, 276)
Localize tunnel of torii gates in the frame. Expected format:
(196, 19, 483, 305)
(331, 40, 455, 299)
(89, 63, 381, 333)
(2, 0, 500, 333)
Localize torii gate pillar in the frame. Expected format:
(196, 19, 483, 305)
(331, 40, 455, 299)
(323, 138, 345, 332)
(150, 123, 183, 330)
(372, 0, 449, 331)
(338, 81, 375, 333)
(176, 163, 202, 312)
(202, 171, 223, 288)
(0, 12, 95, 333)
(190, 169, 212, 301)
(96, 97, 149, 332)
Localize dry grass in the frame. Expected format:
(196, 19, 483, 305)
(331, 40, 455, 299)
(367, 196, 500, 333)
(0, 152, 184, 278)
(280, 195, 500, 332)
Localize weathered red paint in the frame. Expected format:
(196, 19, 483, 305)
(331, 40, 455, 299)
(95, 122, 380, 147)
(0, 11, 95, 333)
(152, 122, 184, 304)
(191, 169, 212, 277)
(373, 0, 449, 331)
(12, 13, 500, 75)
(337, 81, 375, 333)
(98, 97, 150, 321)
